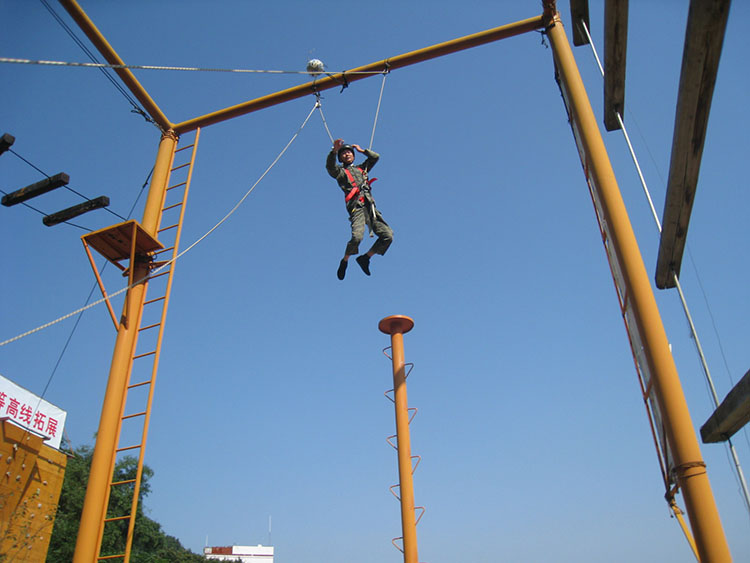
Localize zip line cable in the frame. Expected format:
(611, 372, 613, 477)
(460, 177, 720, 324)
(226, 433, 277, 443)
(579, 19, 750, 519)
(0, 56, 389, 76)
(0, 103, 317, 348)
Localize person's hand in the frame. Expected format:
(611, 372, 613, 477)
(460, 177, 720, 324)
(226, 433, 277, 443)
(351, 144, 363, 152)
(333, 138, 344, 151)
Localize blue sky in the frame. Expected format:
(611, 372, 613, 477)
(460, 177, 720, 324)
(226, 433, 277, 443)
(2, 1, 749, 561)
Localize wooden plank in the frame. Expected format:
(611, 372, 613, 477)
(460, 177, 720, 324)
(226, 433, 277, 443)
(43, 195, 110, 226)
(569, 0, 590, 46)
(603, 0, 628, 131)
(655, 0, 731, 289)
(1, 172, 69, 207)
(0, 133, 14, 155)
(701, 369, 750, 443)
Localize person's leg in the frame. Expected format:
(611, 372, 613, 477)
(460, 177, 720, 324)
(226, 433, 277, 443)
(338, 208, 365, 280)
(370, 217, 393, 256)
(356, 211, 393, 276)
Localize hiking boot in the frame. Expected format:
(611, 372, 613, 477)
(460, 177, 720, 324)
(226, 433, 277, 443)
(356, 254, 371, 276)
(337, 259, 347, 280)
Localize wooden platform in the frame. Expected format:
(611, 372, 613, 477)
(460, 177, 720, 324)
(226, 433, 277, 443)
(81, 220, 163, 266)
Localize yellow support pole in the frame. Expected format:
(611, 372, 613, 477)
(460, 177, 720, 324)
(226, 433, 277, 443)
(545, 12, 731, 562)
(379, 315, 419, 563)
(72, 131, 177, 563)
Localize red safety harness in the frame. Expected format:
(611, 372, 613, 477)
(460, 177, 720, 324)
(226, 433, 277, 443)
(343, 167, 377, 203)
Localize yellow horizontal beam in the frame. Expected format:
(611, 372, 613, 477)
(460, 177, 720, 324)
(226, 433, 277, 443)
(173, 15, 546, 134)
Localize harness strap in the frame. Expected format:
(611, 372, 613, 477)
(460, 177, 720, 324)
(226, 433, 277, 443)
(343, 168, 363, 203)
(343, 168, 379, 203)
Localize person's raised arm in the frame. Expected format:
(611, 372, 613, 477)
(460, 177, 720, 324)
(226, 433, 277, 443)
(356, 144, 379, 170)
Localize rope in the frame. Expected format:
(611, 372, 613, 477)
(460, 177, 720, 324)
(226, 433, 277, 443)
(369, 70, 389, 149)
(314, 68, 389, 149)
(315, 97, 335, 144)
(0, 57, 388, 76)
(0, 102, 318, 348)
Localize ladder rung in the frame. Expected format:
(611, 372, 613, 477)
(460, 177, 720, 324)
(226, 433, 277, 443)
(122, 411, 147, 421)
(111, 478, 136, 487)
(104, 515, 130, 523)
(148, 270, 170, 280)
(171, 163, 190, 172)
(162, 201, 183, 211)
(167, 181, 187, 191)
(116, 444, 141, 453)
(157, 223, 178, 233)
(97, 553, 126, 561)
(153, 246, 175, 256)
(144, 295, 166, 306)
(175, 143, 195, 153)
(128, 380, 152, 390)
(139, 322, 161, 332)
(132, 351, 156, 361)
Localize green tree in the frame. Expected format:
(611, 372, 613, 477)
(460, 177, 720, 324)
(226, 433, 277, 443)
(46, 444, 204, 562)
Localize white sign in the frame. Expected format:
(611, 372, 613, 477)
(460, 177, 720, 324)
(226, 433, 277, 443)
(0, 374, 67, 449)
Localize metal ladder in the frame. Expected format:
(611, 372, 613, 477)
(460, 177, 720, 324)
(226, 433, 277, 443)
(83, 129, 200, 561)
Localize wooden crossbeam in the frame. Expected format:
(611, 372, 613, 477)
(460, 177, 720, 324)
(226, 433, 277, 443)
(701, 369, 750, 443)
(569, 0, 590, 46)
(655, 0, 731, 289)
(603, 0, 628, 131)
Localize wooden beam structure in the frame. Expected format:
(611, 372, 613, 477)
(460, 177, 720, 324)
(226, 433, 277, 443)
(0, 133, 15, 155)
(603, 0, 628, 131)
(701, 369, 750, 443)
(655, 0, 731, 289)
(569, 0, 590, 46)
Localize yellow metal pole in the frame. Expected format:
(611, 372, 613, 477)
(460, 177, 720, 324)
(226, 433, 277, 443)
(142, 131, 178, 233)
(545, 13, 731, 562)
(173, 15, 545, 134)
(73, 132, 177, 563)
(379, 315, 419, 563)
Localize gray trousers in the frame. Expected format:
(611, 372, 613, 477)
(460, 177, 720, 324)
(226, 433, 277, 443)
(345, 205, 393, 256)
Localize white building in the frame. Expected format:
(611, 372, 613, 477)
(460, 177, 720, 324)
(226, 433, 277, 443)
(204, 545, 273, 562)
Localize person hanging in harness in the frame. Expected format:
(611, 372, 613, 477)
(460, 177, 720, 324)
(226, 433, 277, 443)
(327, 138, 393, 280)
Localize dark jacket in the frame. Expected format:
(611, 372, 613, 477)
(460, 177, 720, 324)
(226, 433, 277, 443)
(326, 149, 379, 213)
